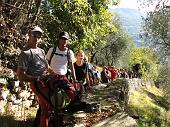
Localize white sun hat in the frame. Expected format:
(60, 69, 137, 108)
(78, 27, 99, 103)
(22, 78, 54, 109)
(32, 26, 43, 34)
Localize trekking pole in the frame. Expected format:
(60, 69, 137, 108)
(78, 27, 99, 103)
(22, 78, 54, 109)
(54, 84, 59, 127)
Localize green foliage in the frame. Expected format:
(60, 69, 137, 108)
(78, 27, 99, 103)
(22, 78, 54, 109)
(0, 38, 20, 70)
(140, 0, 170, 60)
(38, 0, 117, 52)
(91, 16, 135, 67)
(138, 0, 170, 107)
(156, 63, 170, 101)
(0, 0, 118, 69)
(129, 86, 170, 127)
(130, 48, 159, 80)
(112, 0, 120, 5)
(0, 0, 42, 69)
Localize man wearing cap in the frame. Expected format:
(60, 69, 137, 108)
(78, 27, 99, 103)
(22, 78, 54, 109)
(46, 31, 76, 102)
(17, 26, 54, 127)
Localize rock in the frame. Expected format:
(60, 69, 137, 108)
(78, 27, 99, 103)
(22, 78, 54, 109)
(74, 124, 85, 127)
(73, 111, 86, 118)
(0, 78, 7, 85)
(93, 83, 107, 90)
(0, 101, 6, 113)
(92, 112, 137, 127)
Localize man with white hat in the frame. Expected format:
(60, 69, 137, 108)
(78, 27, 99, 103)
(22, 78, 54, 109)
(17, 26, 53, 127)
(17, 26, 45, 83)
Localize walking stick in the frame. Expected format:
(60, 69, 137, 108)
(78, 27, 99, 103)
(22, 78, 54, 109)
(54, 84, 59, 127)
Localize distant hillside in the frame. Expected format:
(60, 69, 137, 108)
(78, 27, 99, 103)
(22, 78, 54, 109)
(110, 8, 145, 47)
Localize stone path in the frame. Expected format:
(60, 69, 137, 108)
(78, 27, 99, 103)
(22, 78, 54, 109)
(92, 112, 137, 127)
(70, 80, 138, 127)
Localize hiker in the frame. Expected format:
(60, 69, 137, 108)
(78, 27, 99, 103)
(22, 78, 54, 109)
(74, 50, 90, 92)
(100, 66, 110, 83)
(108, 66, 118, 80)
(84, 56, 95, 86)
(17, 26, 54, 127)
(120, 68, 129, 78)
(93, 65, 101, 85)
(46, 31, 76, 103)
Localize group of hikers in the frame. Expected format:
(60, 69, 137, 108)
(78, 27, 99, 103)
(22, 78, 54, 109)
(16, 26, 138, 127)
(100, 66, 133, 84)
(16, 26, 97, 127)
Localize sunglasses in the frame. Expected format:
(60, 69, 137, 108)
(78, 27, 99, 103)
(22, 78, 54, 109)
(31, 32, 42, 39)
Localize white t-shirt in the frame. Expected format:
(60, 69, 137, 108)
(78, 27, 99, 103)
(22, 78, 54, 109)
(46, 47, 75, 75)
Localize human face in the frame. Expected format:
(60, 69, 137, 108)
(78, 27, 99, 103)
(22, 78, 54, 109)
(58, 37, 68, 49)
(76, 52, 85, 62)
(29, 31, 42, 47)
(31, 31, 42, 39)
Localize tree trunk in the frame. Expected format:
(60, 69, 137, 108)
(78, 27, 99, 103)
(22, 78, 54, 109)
(90, 50, 98, 63)
(0, 0, 3, 16)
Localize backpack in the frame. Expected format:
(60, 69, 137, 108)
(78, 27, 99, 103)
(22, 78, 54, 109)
(48, 46, 70, 65)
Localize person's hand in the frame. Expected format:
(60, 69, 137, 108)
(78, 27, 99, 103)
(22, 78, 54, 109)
(74, 80, 79, 84)
(36, 75, 45, 82)
(41, 74, 48, 80)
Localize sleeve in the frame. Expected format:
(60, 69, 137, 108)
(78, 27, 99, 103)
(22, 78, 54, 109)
(41, 48, 46, 56)
(69, 50, 75, 63)
(84, 63, 88, 72)
(40, 48, 49, 65)
(17, 51, 28, 71)
(45, 47, 53, 61)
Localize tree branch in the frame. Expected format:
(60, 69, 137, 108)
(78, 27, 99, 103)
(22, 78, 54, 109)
(2, 2, 27, 13)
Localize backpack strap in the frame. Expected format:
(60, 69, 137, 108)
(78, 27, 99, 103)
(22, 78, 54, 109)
(48, 46, 56, 65)
(67, 48, 71, 63)
(84, 62, 88, 73)
(49, 46, 70, 65)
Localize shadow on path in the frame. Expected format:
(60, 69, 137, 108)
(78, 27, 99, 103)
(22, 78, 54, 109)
(0, 115, 33, 127)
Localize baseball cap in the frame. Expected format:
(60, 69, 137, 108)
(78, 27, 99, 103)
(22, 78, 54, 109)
(59, 31, 69, 40)
(32, 26, 43, 34)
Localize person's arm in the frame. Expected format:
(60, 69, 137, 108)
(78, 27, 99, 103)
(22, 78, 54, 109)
(17, 68, 38, 82)
(47, 64, 56, 76)
(68, 50, 76, 81)
(45, 47, 53, 64)
(17, 51, 39, 82)
(85, 63, 90, 86)
(69, 62, 76, 82)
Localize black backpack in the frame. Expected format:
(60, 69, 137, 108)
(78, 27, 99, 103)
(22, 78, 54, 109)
(48, 46, 70, 65)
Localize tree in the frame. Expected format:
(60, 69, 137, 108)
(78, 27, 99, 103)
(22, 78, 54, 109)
(0, 0, 41, 70)
(37, 0, 117, 52)
(129, 48, 159, 80)
(139, 0, 170, 59)
(0, 0, 120, 69)
(156, 63, 170, 101)
(138, 0, 170, 97)
(90, 15, 135, 67)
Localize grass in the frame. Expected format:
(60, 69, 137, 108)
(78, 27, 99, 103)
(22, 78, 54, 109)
(129, 85, 170, 127)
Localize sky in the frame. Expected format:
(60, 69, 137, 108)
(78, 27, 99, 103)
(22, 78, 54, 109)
(109, 0, 157, 12)
(115, 0, 140, 9)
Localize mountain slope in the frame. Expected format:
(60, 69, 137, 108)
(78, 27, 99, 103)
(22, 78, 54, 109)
(110, 8, 145, 47)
